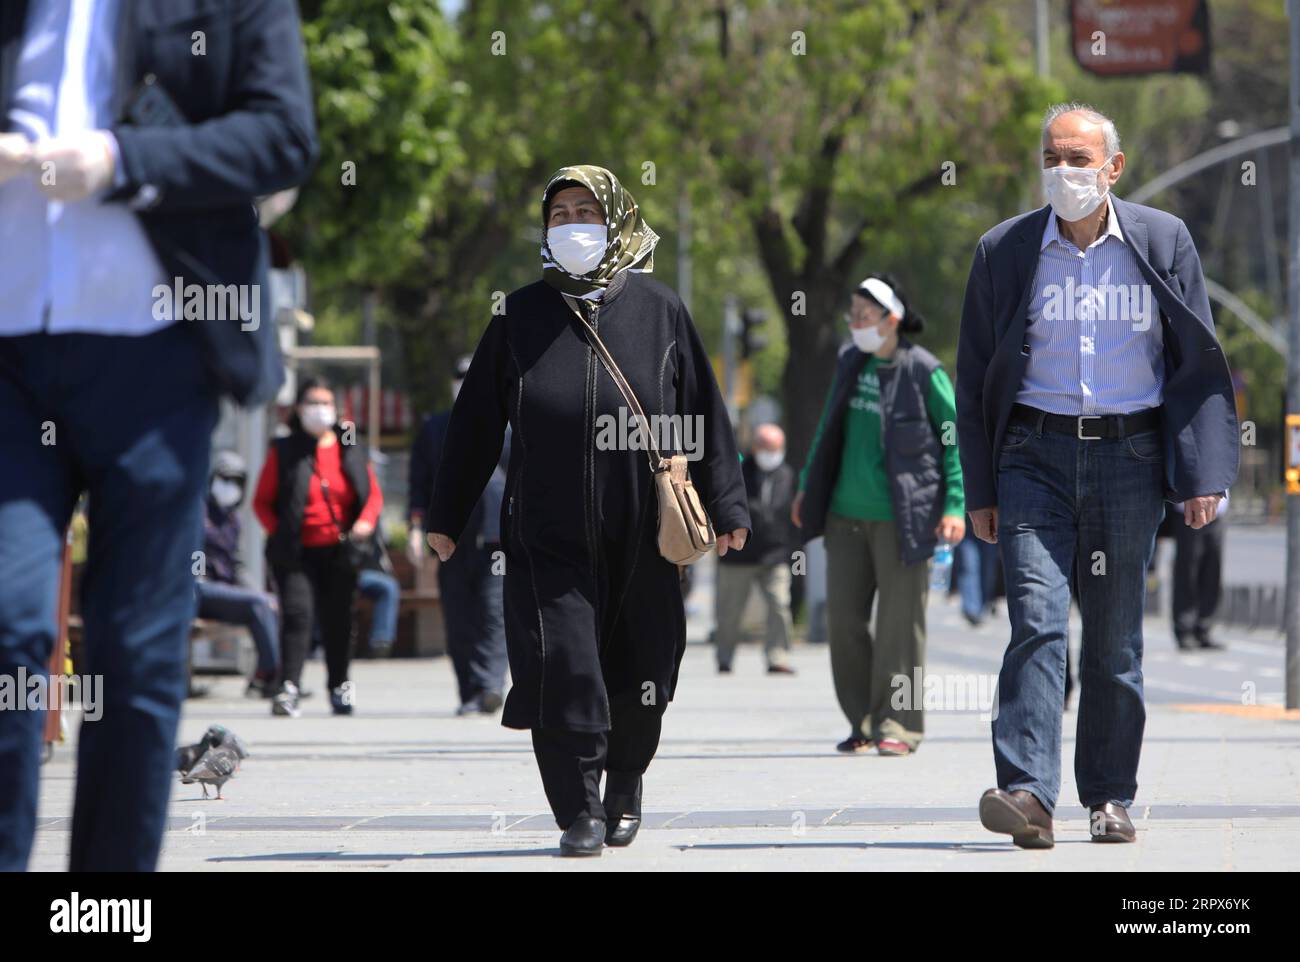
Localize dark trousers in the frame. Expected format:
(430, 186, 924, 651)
(439, 546, 508, 704)
(196, 579, 279, 675)
(273, 545, 357, 691)
(0, 324, 218, 871)
(1172, 517, 1223, 639)
(531, 690, 662, 828)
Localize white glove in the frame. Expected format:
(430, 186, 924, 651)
(0, 133, 32, 186)
(406, 525, 426, 567)
(31, 130, 116, 202)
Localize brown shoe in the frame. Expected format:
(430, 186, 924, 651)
(1088, 802, 1136, 843)
(978, 788, 1054, 849)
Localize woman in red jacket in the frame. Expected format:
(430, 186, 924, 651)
(254, 378, 382, 717)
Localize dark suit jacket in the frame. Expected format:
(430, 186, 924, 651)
(0, 0, 319, 405)
(412, 410, 510, 549)
(955, 197, 1239, 510)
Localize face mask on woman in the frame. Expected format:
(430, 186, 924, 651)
(299, 402, 336, 436)
(1042, 157, 1113, 222)
(210, 478, 243, 509)
(851, 323, 886, 354)
(547, 224, 607, 276)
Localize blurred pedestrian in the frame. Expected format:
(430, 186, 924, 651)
(1172, 497, 1226, 651)
(196, 451, 281, 697)
(409, 358, 509, 714)
(427, 165, 749, 856)
(794, 273, 966, 757)
(0, 0, 316, 870)
(254, 378, 383, 718)
(715, 424, 799, 675)
(957, 104, 1237, 848)
(356, 530, 399, 659)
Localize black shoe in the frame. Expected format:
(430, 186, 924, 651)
(766, 664, 796, 675)
(330, 680, 356, 715)
(479, 690, 504, 713)
(559, 816, 605, 857)
(717, 663, 733, 674)
(1174, 633, 1197, 652)
(835, 734, 874, 754)
(1194, 629, 1225, 651)
(603, 775, 642, 847)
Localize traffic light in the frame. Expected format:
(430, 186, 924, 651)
(740, 308, 768, 360)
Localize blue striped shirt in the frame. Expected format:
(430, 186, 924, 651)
(1015, 199, 1165, 416)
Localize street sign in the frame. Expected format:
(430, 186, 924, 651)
(1071, 0, 1211, 77)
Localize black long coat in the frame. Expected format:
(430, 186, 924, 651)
(428, 273, 750, 732)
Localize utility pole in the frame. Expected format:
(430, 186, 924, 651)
(1286, 0, 1300, 708)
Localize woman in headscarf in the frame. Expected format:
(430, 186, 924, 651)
(427, 166, 750, 856)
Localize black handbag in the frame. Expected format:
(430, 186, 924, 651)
(314, 466, 379, 572)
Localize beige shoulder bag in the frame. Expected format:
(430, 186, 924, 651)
(564, 295, 717, 565)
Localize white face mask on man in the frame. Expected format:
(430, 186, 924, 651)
(1042, 157, 1113, 222)
(299, 403, 336, 436)
(753, 449, 785, 472)
(547, 224, 608, 276)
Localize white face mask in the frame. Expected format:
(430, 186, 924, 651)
(299, 403, 336, 436)
(210, 478, 243, 510)
(1042, 157, 1113, 222)
(851, 324, 886, 354)
(753, 449, 785, 472)
(547, 224, 607, 276)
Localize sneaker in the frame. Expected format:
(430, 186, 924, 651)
(835, 734, 874, 754)
(330, 680, 356, 716)
(877, 738, 914, 756)
(717, 663, 733, 675)
(272, 681, 301, 718)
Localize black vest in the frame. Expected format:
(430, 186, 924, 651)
(799, 338, 947, 564)
(264, 426, 371, 569)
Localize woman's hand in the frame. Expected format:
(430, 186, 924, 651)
(426, 532, 456, 562)
(935, 515, 965, 544)
(790, 491, 804, 528)
(716, 528, 749, 557)
(351, 519, 374, 539)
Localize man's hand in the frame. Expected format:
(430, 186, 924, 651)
(968, 506, 998, 544)
(791, 491, 804, 528)
(406, 525, 426, 567)
(1184, 494, 1222, 530)
(427, 532, 456, 562)
(30, 131, 116, 202)
(716, 528, 749, 557)
(0, 134, 32, 186)
(936, 515, 966, 544)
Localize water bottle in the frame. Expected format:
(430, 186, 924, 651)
(931, 539, 953, 592)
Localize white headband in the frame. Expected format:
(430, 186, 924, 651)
(857, 278, 905, 321)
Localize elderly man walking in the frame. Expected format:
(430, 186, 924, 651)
(956, 103, 1238, 848)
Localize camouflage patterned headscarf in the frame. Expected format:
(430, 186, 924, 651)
(540, 165, 659, 299)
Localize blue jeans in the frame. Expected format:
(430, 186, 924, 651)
(993, 415, 1165, 814)
(0, 323, 218, 870)
(357, 568, 399, 647)
(196, 579, 279, 675)
(957, 533, 998, 621)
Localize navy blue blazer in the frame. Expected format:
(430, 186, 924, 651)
(955, 197, 1239, 510)
(0, 0, 319, 406)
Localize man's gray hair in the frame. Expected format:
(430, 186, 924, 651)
(1042, 102, 1121, 157)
